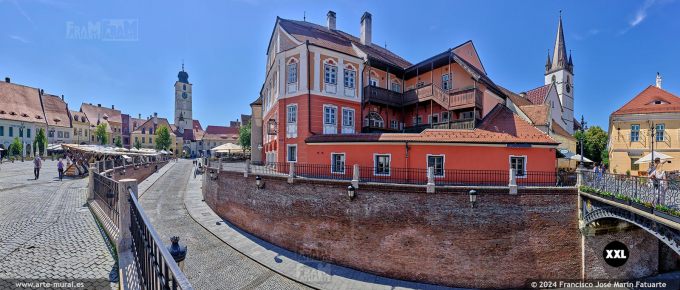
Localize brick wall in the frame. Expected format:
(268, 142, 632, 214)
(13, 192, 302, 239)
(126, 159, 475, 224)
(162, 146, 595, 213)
(204, 171, 581, 288)
(111, 161, 167, 183)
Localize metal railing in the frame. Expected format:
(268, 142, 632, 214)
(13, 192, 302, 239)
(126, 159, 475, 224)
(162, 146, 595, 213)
(93, 173, 120, 230)
(582, 171, 680, 209)
(218, 161, 575, 187)
(129, 187, 193, 290)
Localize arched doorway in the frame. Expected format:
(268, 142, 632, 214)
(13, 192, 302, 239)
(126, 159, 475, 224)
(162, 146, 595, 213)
(25, 144, 32, 157)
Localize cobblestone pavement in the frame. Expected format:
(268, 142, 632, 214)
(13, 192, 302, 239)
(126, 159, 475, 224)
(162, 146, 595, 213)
(0, 159, 118, 289)
(139, 160, 309, 290)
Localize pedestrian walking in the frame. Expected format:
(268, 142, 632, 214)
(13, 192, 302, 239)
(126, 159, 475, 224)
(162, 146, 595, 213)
(57, 158, 64, 181)
(33, 155, 42, 180)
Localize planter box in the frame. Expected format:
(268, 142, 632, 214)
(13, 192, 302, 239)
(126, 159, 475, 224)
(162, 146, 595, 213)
(654, 210, 680, 224)
(598, 194, 616, 202)
(613, 198, 630, 206)
(631, 202, 654, 214)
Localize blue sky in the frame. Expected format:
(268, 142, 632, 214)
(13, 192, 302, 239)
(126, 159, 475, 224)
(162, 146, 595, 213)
(2, 0, 679, 129)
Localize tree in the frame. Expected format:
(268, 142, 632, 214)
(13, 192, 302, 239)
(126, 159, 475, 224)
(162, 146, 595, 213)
(155, 126, 172, 151)
(239, 121, 251, 150)
(574, 126, 608, 165)
(115, 136, 122, 148)
(95, 123, 108, 145)
(134, 139, 142, 150)
(10, 137, 23, 156)
(33, 128, 47, 155)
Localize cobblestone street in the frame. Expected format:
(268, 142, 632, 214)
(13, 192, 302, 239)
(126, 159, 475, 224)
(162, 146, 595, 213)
(139, 160, 309, 290)
(0, 160, 118, 289)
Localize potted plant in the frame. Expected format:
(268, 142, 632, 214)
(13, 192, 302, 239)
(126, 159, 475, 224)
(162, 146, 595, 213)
(630, 197, 654, 213)
(626, 170, 631, 177)
(654, 205, 680, 224)
(614, 193, 631, 205)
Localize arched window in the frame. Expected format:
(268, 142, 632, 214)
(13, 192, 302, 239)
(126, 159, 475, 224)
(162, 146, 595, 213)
(324, 59, 337, 85)
(551, 75, 556, 83)
(369, 71, 379, 87)
(364, 112, 384, 128)
(343, 64, 356, 89)
(287, 58, 298, 84)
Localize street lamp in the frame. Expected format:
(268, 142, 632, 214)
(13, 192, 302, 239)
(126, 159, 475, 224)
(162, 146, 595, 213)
(469, 190, 477, 208)
(578, 115, 588, 169)
(19, 122, 25, 161)
(347, 185, 356, 201)
(255, 175, 264, 189)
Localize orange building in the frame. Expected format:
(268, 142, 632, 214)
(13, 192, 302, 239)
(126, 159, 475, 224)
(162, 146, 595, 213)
(250, 11, 561, 176)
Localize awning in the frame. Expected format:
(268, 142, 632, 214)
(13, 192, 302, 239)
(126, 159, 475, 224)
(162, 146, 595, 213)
(570, 154, 593, 163)
(557, 149, 576, 159)
(634, 151, 673, 164)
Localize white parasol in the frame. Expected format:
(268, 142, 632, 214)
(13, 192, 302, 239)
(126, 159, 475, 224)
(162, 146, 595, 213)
(634, 151, 673, 164)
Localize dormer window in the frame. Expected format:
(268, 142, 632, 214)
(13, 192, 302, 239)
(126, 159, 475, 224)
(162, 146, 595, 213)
(648, 99, 668, 105)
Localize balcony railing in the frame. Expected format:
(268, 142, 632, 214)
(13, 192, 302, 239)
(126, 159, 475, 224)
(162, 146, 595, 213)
(364, 85, 482, 111)
(431, 118, 478, 130)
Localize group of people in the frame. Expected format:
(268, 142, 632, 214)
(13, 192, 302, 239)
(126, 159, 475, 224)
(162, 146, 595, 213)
(31, 155, 66, 181)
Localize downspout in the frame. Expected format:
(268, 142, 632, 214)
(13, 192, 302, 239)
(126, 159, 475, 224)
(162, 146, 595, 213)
(306, 40, 312, 135)
(361, 59, 369, 131)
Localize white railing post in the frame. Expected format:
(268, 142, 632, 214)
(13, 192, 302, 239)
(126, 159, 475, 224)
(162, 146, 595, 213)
(244, 159, 250, 177)
(509, 169, 518, 195)
(352, 164, 360, 188)
(117, 179, 138, 251)
(288, 162, 295, 184)
(426, 167, 435, 193)
(88, 162, 97, 201)
(218, 158, 223, 171)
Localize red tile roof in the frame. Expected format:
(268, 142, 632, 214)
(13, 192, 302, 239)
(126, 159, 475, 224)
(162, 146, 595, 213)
(205, 125, 239, 135)
(132, 117, 172, 134)
(70, 110, 89, 123)
(0, 82, 46, 124)
(278, 18, 412, 69)
(524, 84, 551, 105)
(551, 122, 576, 141)
(498, 85, 533, 107)
(42, 94, 71, 128)
(612, 86, 680, 115)
(80, 103, 122, 124)
(520, 104, 550, 126)
(307, 105, 557, 145)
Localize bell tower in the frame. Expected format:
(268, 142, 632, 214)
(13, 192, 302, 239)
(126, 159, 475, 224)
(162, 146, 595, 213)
(544, 12, 574, 134)
(174, 64, 193, 133)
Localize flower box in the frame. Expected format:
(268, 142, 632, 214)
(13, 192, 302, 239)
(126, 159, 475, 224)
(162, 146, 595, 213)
(630, 202, 654, 214)
(654, 210, 680, 224)
(613, 197, 630, 206)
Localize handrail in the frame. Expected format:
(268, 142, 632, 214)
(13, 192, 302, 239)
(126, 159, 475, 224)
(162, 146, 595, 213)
(128, 186, 194, 290)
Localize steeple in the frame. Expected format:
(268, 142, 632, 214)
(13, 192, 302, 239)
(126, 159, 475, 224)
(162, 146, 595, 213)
(545, 50, 552, 71)
(546, 11, 571, 74)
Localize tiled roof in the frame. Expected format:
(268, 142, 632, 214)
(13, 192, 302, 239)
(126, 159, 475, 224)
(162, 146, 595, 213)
(551, 122, 576, 141)
(520, 104, 550, 126)
(205, 125, 239, 135)
(193, 120, 203, 131)
(524, 84, 551, 105)
(42, 94, 71, 128)
(131, 117, 171, 134)
(612, 85, 680, 115)
(80, 103, 122, 124)
(70, 110, 89, 124)
(278, 18, 412, 69)
(497, 85, 532, 107)
(307, 105, 557, 145)
(0, 82, 46, 124)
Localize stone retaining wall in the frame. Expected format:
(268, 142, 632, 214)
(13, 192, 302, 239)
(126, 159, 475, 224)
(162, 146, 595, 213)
(204, 171, 581, 289)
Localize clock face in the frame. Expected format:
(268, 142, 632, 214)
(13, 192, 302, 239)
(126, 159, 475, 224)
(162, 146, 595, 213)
(182, 92, 188, 99)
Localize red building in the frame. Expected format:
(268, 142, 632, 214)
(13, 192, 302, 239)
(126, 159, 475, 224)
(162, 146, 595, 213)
(250, 11, 560, 176)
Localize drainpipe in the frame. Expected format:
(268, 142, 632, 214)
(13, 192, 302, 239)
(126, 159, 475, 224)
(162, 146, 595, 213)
(361, 60, 369, 131)
(306, 40, 312, 135)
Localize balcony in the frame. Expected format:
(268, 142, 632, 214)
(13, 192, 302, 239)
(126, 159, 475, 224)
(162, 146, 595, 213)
(363, 85, 403, 107)
(431, 118, 477, 130)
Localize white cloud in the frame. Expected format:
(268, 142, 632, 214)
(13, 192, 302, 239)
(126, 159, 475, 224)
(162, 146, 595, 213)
(630, 0, 656, 27)
(9, 34, 30, 43)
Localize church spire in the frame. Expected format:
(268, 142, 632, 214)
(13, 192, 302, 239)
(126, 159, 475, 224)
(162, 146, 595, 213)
(545, 50, 552, 72)
(548, 11, 571, 74)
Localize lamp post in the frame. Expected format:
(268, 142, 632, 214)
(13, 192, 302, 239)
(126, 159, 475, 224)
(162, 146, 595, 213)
(19, 122, 25, 161)
(650, 121, 656, 169)
(578, 115, 588, 169)
(347, 185, 356, 201)
(255, 175, 264, 189)
(469, 189, 477, 208)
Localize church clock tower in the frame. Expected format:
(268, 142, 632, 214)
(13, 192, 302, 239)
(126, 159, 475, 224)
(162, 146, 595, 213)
(544, 13, 574, 134)
(174, 65, 193, 133)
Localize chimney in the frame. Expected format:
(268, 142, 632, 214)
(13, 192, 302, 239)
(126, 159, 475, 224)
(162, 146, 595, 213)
(327, 11, 336, 30)
(98, 104, 101, 107)
(519, 92, 527, 98)
(656, 72, 663, 89)
(61, 94, 64, 101)
(360, 12, 372, 45)
(154, 112, 158, 117)
(4, 77, 9, 83)
(138, 113, 141, 119)
(40, 89, 44, 96)
(111, 105, 115, 109)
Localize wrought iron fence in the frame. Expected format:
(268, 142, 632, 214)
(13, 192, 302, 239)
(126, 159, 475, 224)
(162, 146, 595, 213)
(217, 161, 574, 187)
(582, 171, 680, 209)
(129, 187, 193, 290)
(92, 173, 119, 229)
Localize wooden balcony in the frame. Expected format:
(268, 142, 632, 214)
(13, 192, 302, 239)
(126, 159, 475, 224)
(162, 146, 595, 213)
(431, 118, 478, 130)
(448, 87, 483, 110)
(363, 85, 403, 107)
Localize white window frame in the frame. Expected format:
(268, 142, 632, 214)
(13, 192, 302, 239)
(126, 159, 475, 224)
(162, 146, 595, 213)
(330, 153, 346, 174)
(630, 124, 640, 142)
(369, 78, 378, 87)
(426, 154, 445, 177)
(286, 104, 298, 138)
(324, 62, 337, 93)
(391, 82, 401, 93)
(509, 155, 527, 178)
(429, 113, 439, 124)
(287, 60, 298, 94)
(343, 68, 356, 97)
(441, 73, 450, 90)
(390, 120, 399, 129)
(365, 112, 384, 128)
(341, 107, 355, 134)
(373, 154, 391, 176)
(286, 144, 297, 163)
(656, 123, 665, 142)
(323, 105, 337, 134)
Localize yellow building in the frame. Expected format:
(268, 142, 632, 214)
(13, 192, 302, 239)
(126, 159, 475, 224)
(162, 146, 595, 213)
(130, 116, 177, 152)
(609, 78, 680, 175)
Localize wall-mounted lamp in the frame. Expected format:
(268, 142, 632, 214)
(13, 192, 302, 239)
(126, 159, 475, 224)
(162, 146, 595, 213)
(255, 175, 264, 189)
(347, 185, 356, 201)
(469, 190, 477, 208)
